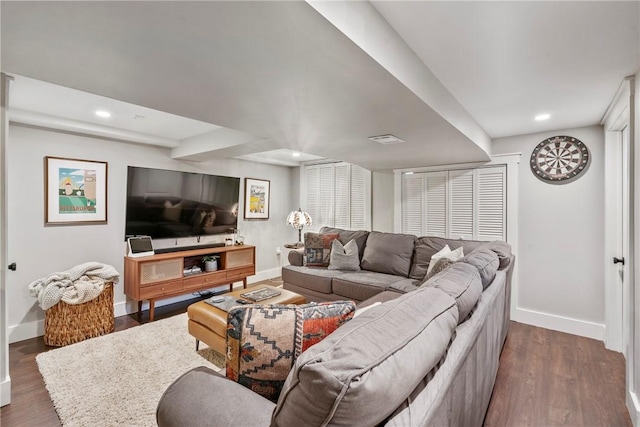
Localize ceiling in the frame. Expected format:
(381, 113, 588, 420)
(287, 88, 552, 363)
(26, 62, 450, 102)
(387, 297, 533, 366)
(1, 1, 638, 171)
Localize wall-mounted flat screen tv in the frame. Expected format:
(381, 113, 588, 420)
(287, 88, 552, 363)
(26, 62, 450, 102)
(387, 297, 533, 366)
(124, 166, 240, 240)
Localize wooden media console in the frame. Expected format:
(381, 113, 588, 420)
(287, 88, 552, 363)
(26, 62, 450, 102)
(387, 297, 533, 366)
(124, 245, 255, 321)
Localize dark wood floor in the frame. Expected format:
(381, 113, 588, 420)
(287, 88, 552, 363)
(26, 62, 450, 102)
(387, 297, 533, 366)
(1, 305, 632, 426)
(485, 322, 632, 427)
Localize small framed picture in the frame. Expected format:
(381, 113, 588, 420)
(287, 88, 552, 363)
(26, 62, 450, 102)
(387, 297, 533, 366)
(45, 156, 108, 225)
(244, 178, 270, 220)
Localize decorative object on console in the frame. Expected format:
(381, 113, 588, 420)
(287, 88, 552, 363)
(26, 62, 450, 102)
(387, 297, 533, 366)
(303, 232, 339, 267)
(226, 301, 356, 403)
(328, 239, 360, 271)
(201, 255, 218, 272)
(285, 208, 312, 247)
(244, 178, 270, 219)
(530, 135, 591, 184)
(45, 156, 108, 225)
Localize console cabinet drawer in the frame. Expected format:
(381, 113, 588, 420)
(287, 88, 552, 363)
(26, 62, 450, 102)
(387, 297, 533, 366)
(227, 266, 255, 281)
(139, 280, 183, 299)
(183, 271, 226, 290)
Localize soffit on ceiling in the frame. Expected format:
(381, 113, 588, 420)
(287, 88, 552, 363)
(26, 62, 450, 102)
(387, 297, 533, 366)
(0, 1, 489, 171)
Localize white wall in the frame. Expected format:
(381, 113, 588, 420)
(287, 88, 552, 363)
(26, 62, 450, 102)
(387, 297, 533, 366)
(372, 171, 394, 232)
(493, 125, 605, 338)
(7, 124, 299, 343)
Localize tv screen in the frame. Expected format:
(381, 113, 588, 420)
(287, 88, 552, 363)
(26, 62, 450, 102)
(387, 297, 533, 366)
(124, 166, 240, 240)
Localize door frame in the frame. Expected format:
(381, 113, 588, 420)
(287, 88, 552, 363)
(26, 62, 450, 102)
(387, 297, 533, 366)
(603, 77, 634, 353)
(0, 74, 12, 407)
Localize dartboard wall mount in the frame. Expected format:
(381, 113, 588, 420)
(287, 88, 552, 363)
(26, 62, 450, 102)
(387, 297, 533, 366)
(530, 135, 591, 184)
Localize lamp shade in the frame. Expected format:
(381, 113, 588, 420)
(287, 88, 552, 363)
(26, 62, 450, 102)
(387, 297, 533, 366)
(286, 208, 312, 229)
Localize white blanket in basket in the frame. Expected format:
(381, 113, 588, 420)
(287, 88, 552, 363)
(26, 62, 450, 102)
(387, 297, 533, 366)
(28, 262, 120, 310)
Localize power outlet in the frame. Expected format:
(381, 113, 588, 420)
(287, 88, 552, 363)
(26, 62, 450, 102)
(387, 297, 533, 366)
(276, 246, 282, 255)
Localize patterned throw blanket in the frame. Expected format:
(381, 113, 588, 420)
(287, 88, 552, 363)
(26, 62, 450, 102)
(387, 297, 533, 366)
(28, 262, 120, 310)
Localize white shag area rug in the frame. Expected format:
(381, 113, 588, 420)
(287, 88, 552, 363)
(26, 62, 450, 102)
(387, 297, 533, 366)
(36, 313, 224, 427)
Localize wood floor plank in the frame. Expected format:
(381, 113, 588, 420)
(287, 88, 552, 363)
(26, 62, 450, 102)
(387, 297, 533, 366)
(1, 309, 632, 426)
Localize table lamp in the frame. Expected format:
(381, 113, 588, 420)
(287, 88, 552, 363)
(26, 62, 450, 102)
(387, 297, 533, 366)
(286, 208, 312, 247)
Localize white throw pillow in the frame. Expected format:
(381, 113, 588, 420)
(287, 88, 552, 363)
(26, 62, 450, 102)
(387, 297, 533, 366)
(425, 245, 465, 278)
(328, 239, 361, 271)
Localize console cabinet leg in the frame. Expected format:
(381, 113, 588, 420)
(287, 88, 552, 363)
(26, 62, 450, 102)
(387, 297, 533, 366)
(243, 278, 247, 289)
(137, 301, 142, 320)
(149, 299, 155, 322)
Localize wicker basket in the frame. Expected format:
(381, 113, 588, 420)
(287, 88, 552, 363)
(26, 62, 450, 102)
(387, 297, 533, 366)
(44, 282, 115, 347)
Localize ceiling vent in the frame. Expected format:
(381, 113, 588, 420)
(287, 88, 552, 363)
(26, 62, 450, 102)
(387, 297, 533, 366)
(368, 134, 405, 145)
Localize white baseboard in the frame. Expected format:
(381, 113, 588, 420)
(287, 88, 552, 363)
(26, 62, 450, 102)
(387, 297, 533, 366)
(11, 268, 284, 342)
(0, 376, 11, 407)
(8, 318, 44, 344)
(512, 307, 605, 341)
(628, 390, 640, 426)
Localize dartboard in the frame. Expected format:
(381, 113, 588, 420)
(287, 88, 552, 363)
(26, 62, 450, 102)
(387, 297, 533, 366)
(530, 135, 590, 184)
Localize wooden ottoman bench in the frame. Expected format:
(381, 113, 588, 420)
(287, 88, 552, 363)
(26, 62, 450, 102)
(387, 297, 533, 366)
(187, 285, 306, 354)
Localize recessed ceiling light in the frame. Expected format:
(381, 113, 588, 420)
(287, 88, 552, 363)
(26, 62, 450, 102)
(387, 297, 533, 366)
(534, 114, 550, 121)
(368, 134, 405, 145)
(95, 110, 111, 118)
(292, 152, 301, 158)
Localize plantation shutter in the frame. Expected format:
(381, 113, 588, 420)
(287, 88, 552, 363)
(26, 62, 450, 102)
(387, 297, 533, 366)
(302, 162, 371, 231)
(448, 169, 474, 239)
(400, 165, 507, 240)
(334, 164, 350, 229)
(305, 166, 319, 230)
(425, 171, 447, 237)
(350, 165, 370, 230)
(402, 173, 424, 235)
(475, 166, 506, 241)
(317, 166, 334, 228)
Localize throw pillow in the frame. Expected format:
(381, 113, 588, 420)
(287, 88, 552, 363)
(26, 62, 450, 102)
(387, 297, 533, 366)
(425, 245, 464, 278)
(328, 239, 360, 271)
(226, 301, 356, 403)
(304, 232, 339, 267)
(424, 257, 456, 280)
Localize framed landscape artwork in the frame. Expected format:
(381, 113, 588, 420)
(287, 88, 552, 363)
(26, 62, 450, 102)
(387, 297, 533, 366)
(244, 178, 270, 219)
(45, 156, 108, 225)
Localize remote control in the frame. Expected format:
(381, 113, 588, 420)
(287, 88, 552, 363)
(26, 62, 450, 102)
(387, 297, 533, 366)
(236, 299, 249, 304)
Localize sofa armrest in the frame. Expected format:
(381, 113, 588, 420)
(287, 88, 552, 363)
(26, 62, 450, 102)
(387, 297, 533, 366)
(288, 248, 304, 266)
(157, 366, 275, 427)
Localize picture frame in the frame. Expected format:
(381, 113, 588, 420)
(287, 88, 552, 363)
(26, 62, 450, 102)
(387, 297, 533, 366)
(45, 156, 108, 225)
(244, 178, 270, 219)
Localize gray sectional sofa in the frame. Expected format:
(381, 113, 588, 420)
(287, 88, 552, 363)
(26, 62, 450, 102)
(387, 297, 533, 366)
(156, 228, 514, 426)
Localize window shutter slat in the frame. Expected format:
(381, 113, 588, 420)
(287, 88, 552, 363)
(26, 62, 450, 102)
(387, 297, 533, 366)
(425, 171, 447, 237)
(448, 169, 474, 239)
(476, 166, 506, 240)
(350, 165, 369, 230)
(402, 173, 424, 235)
(334, 164, 350, 229)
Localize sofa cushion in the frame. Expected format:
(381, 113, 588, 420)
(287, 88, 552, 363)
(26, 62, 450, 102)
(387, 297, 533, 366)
(226, 301, 355, 403)
(320, 227, 370, 261)
(464, 248, 499, 289)
(328, 239, 360, 271)
(332, 271, 411, 301)
(480, 240, 513, 270)
(361, 231, 416, 277)
(423, 262, 482, 324)
(304, 232, 339, 267)
(281, 265, 345, 294)
(409, 237, 486, 280)
(271, 286, 458, 427)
